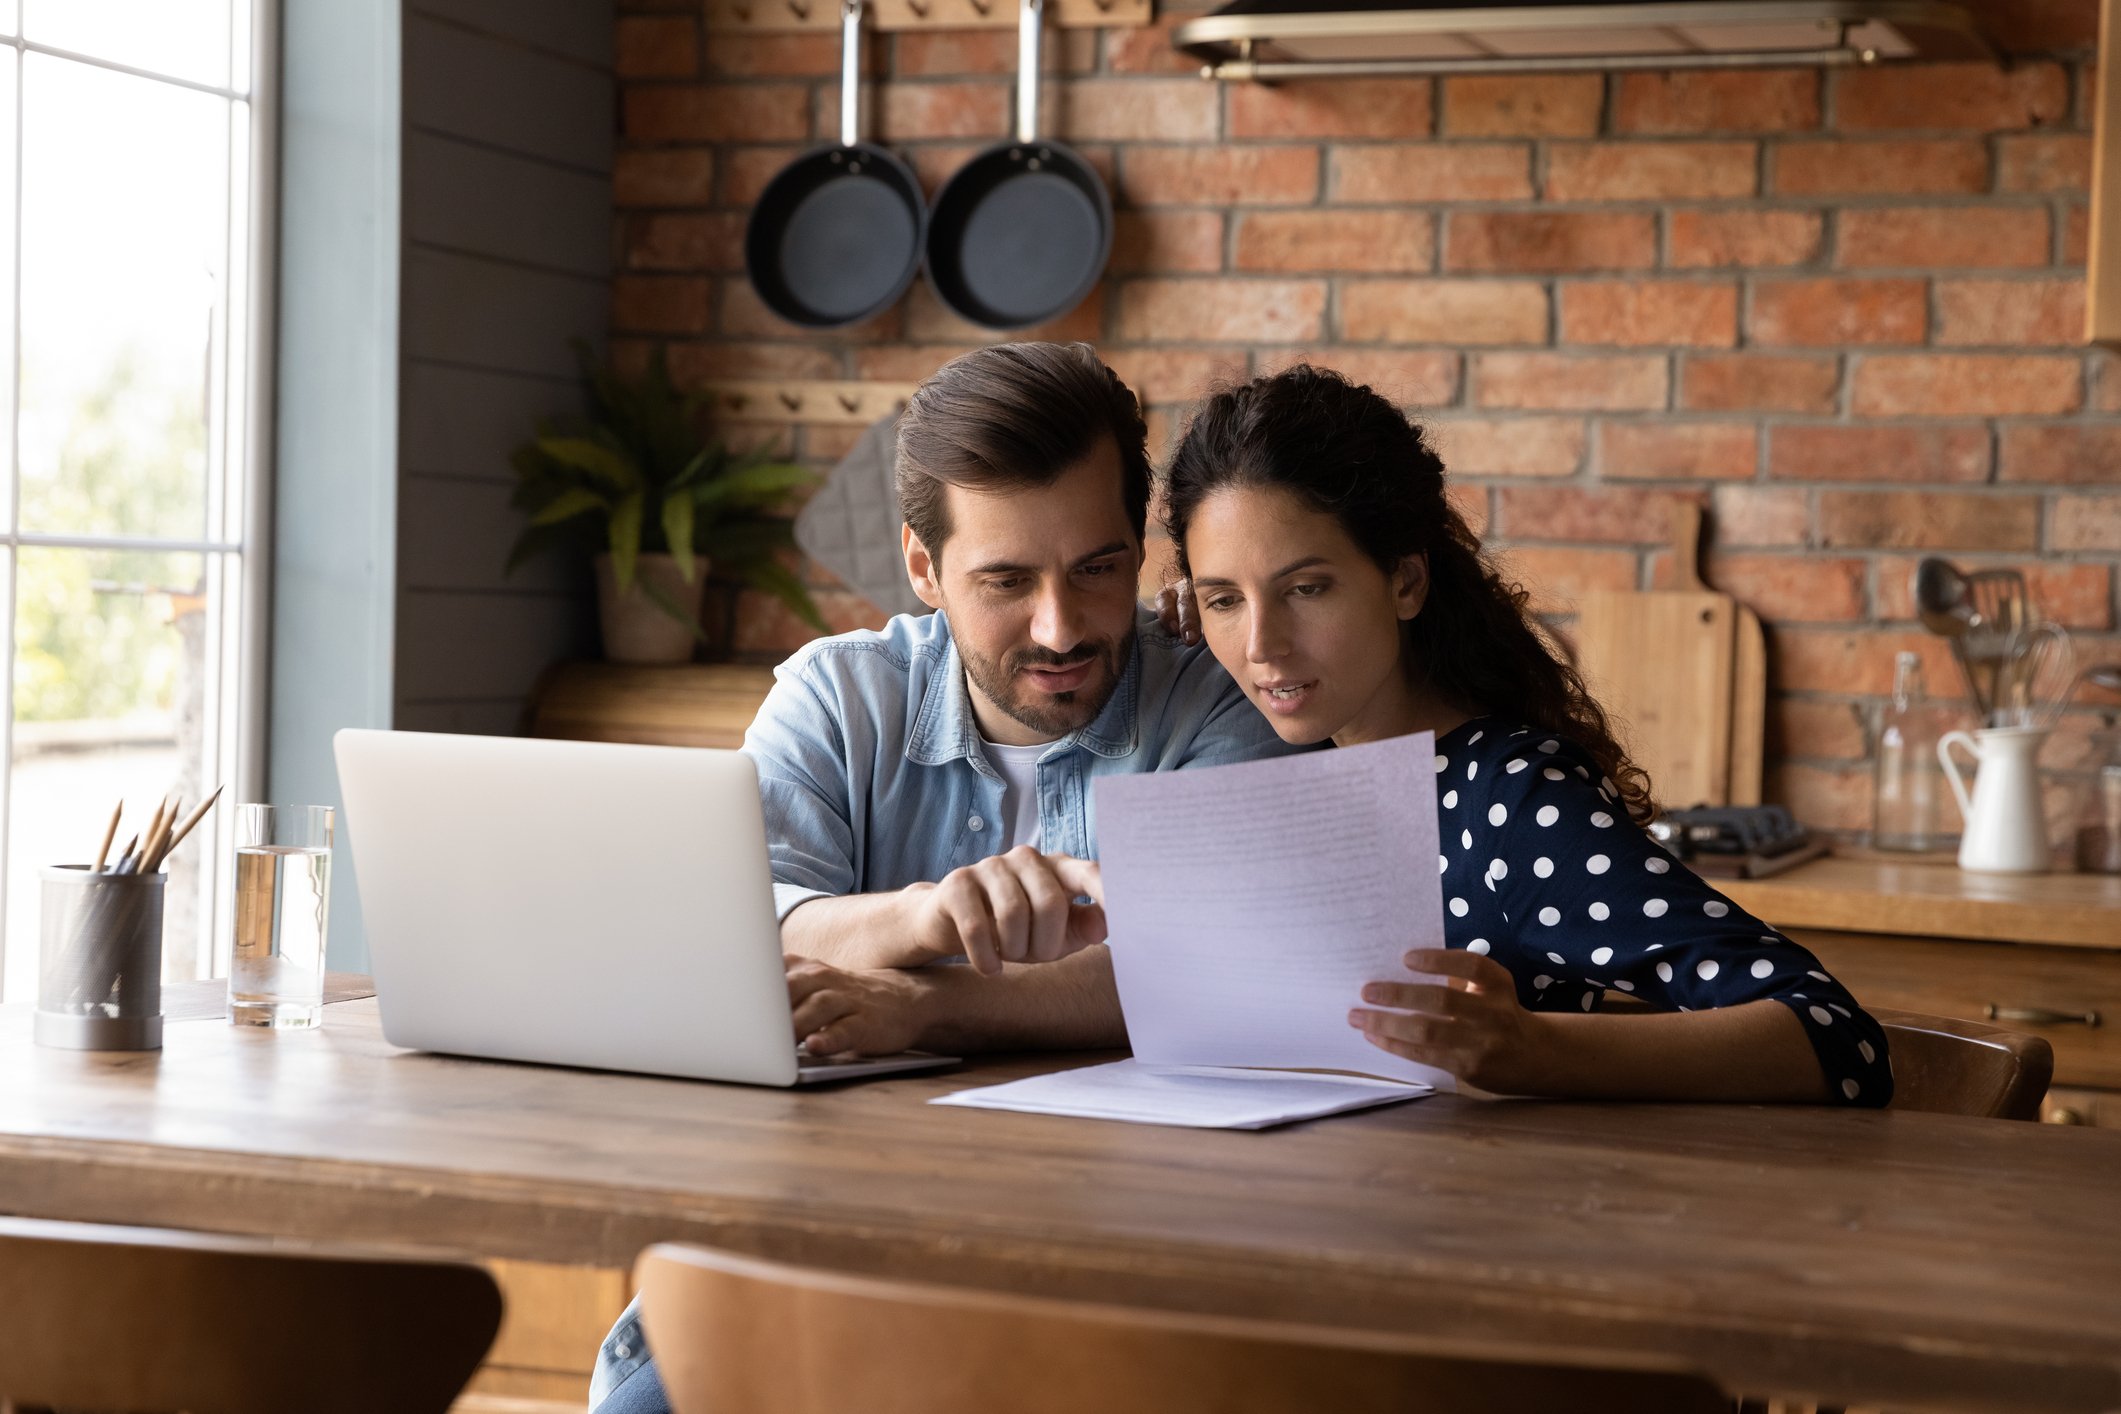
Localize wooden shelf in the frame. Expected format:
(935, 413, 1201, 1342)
(1721, 854, 2121, 951)
(525, 662, 777, 751)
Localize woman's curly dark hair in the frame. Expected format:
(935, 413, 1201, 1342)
(1164, 364, 1656, 826)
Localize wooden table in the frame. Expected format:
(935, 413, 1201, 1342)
(2, 993, 2120, 1413)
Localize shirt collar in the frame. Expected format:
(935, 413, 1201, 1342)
(908, 614, 1142, 767)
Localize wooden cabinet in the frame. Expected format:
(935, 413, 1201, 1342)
(526, 661, 776, 750)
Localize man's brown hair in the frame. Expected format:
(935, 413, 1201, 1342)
(895, 342, 1150, 563)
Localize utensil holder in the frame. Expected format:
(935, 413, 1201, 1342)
(34, 864, 164, 1051)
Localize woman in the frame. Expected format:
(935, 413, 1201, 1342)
(1158, 364, 1889, 1106)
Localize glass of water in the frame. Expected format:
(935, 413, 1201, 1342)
(230, 804, 333, 1028)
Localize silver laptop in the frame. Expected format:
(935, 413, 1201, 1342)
(332, 729, 956, 1086)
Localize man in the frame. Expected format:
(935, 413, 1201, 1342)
(589, 342, 1290, 1412)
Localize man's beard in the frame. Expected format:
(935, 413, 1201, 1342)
(960, 631, 1131, 739)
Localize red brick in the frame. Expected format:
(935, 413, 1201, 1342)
(612, 275, 712, 334)
(1997, 133, 2093, 193)
(1053, 81, 1219, 142)
(852, 345, 981, 382)
(1767, 762, 1871, 834)
(732, 587, 889, 657)
(1329, 144, 1532, 202)
(1111, 210, 1224, 275)
(1999, 423, 2121, 484)
(1472, 353, 1668, 411)
(1680, 354, 1839, 414)
(1100, 348, 1250, 407)
(720, 278, 901, 341)
(1103, 15, 1202, 76)
(1837, 207, 2050, 270)
(1672, 553, 1865, 621)
(720, 146, 805, 205)
(2051, 494, 2121, 551)
(700, 33, 841, 76)
(1768, 699, 1869, 761)
(1234, 211, 1435, 273)
(1934, 277, 2086, 346)
(1254, 349, 1462, 405)
(1851, 354, 2082, 416)
(1338, 279, 1548, 345)
(1116, 278, 1326, 342)
(1817, 491, 2042, 551)
(614, 148, 715, 207)
(1613, 70, 1820, 134)
(1771, 627, 1959, 695)
(902, 280, 1102, 343)
(1445, 212, 1657, 273)
(1770, 139, 1987, 196)
(621, 212, 745, 273)
(1712, 486, 1810, 547)
(1596, 421, 1757, 481)
(1497, 485, 1703, 543)
(1426, 417, 1585, 478)
(618, 16, 698, 78)
(1747, 277, 1927, 347)
(907, 143, 993, 199)
(1229, 79, 1433, 139)
(1119, 146, 1320, 206)
(1558, 280, 1737, 347)
(1544, 141, 1758, 201)
(623, 85, 809, 143)
(1875, 558, 2113, 630)
(2065, 201, 2090, 263)
(666, 340, 840, 384)
(871, 83, 1009, 141)
(1767, 425, 1990, 483)
(1666, 209, 1822, 269)
(1449, 483, 1491, 539)
(1492, 545, 1640, 614)
(1834, 61, 2069, 131)
(1441, 75, 1603, 137)
(893, 28, 1094, 76)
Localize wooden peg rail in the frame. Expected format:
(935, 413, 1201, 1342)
(704, 0, 1150, 32)
(702, 380, 921, 426)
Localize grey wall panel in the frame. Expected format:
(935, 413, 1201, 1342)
(395, 699, 537, 736)
(401, 362, 578, 483)
(401, 246, 609, 378)
(399, 472, 589, 596)
(405, 131, 612, 278)
(404, 13, 613, 172)
(409, 0, 614, 67)
(395, 589, 596, 702)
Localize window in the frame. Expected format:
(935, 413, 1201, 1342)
(0, 2, 266, 1000)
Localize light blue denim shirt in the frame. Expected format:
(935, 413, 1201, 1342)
(743, 605, 1296, 918)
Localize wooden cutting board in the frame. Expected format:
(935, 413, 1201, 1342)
(1570, 503, 1763, 811)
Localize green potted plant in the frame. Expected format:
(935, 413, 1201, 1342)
(506, 343, 825, 663)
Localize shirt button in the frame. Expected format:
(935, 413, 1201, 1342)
(613, 1342, 633, 1360)
(968, 815, 985, 832)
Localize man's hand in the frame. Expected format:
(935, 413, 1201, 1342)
(901, 848, 1106, 976)
(786, 955, 932, 1057)
(1153, 577, 1200, 645)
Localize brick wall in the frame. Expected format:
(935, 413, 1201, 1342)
(610, 0, 2120, 834)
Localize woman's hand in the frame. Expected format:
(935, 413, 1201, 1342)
(1348, 947, 1557, 1094)
(1153, 578, 1201, 645)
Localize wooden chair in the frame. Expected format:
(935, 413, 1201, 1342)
(0, 1215, 502, 1414)
(635, 1242, 1733, 1414)
(1873, 1007, 2054, 1121)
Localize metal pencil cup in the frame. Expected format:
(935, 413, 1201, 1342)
(35, 864, 165, 1051)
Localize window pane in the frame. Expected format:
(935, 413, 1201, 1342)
(6, 547, 216, 1003)
(22, 0, 232, 90)
(19, 56, 227, 543)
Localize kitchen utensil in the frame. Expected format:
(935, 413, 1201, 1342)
(1997, 620, 2073, 729)
(1914, 557, 1992, 718)
(743, 0, 925, 329)
(922, 0, 1111, 329)
(1939, 725, 2052, 873)
(1571, 503, 1756, 809)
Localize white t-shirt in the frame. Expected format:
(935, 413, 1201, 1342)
(983, 740, 1048, 852)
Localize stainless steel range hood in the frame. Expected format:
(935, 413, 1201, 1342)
(1172, 0, 1991, 81)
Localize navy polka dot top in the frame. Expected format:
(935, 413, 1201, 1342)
(1435, 716, 1893, 1108)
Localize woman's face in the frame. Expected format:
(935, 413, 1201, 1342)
(1185, 484, 1426, 747)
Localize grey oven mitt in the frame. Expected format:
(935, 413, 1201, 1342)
(794, 411, 930, 620)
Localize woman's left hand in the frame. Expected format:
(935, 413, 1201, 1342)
(1349, 947, 1556, 1094)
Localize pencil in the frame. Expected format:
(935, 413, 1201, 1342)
(112, 834, 141, 876)
(148, 786, 223, 873)
(91, 799, 123, 873)
(141, 795, 178, 875)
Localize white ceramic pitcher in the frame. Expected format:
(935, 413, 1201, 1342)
(1938, 725, 2051, 874)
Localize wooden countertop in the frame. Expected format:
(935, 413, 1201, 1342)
(2, 994, 2119, 1413)
(1720, 855, 2121, 951)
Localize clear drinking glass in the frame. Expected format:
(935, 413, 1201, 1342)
(229, 804, 332, 1028)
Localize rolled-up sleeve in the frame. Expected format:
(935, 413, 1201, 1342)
(742, 656, 858, 921)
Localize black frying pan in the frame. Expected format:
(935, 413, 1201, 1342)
(745, 0, 924, 329)
(924, 0, 1112, 330)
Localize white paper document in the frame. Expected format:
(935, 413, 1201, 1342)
(931, 1059, 1428, 1130)
(933, 734, 1451, 1128)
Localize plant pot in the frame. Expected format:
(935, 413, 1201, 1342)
(595, 553, 709, 665)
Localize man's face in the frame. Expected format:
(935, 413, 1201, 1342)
(904, 437, 1142, 746)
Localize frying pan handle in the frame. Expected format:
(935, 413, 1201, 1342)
(840, 0, 863, 149)
(1017, 0, 1043, 144)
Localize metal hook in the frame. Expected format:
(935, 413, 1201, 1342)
(836, 391, 862, 414)
(966, 0, 993, 17)
(725, 393, 751, 413)
(788, 0, 812, 20)
(778, 390, 805, 413)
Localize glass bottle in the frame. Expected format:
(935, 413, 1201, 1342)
(2072, 727, 2121, 875)
(1874, 651, 1944, 852)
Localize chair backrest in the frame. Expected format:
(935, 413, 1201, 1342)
(637, 1243, 1732, 1414)
(0, 1215, 501, 1414)
(1875, 1007, 2054, 1121)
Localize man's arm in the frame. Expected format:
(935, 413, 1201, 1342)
(784, 850, 1106, 975)
(788, 944, 1126, 1055)
(780, 889, 928, 971)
